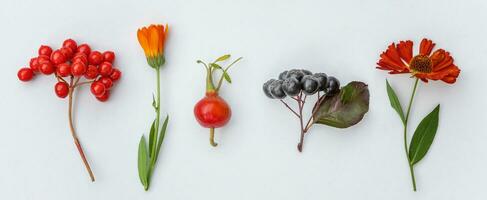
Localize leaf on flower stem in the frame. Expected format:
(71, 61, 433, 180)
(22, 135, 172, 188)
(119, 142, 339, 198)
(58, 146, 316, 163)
(314, 81, 369, 128)
(155, 115, 169, 161)
(138, 136, 149, 189)
(148, 120, 156, 157)
(215, 54, 231, 62)
(408, 105, 440, 165)
(223, 72, 232, 83)
(386, 80, 406, 124)
(152, 94, 157, 111)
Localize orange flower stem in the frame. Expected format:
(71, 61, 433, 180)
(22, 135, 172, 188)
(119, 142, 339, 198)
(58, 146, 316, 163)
(68, 77, 95, 182)
(404, 78, 419, 191)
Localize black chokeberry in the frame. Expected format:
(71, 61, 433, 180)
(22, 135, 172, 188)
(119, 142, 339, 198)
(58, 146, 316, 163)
(301, 75, 319, 95)
(270, 80, 286, 99)
(301, 69, 312, 75)
(325, 76, 340, 96)
(313, 73, 328, 91)
(282, 77, 301, 96)
(278, 71, 288, 80)
(286, 69, 305, 81)
(263, 79, 276, 99)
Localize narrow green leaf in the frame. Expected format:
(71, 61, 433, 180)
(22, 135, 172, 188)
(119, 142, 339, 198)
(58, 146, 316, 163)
(223, 72, 232, 83)
(386, 80, 406, 124)
(138, 136, 149, 188)
(152, 94, 157, 110)
(210, 63, 222, 70)
(409, 105, 440, 165)
(148, 120, 156, 157)
(215, 54, 231, 62)
(155, 116, 169, 161)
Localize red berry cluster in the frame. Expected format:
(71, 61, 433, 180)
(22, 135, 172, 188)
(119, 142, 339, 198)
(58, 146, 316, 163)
(17, 39, 122, 101)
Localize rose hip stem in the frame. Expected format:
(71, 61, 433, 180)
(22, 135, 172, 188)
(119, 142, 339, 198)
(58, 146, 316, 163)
(67, 76, 95, 182)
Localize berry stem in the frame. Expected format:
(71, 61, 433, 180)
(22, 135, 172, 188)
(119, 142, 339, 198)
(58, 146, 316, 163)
(67, 77, 95, 182)
(209, 128, 218, 147)
(296, 92, 306, 152)
(280, 100, 299, 118)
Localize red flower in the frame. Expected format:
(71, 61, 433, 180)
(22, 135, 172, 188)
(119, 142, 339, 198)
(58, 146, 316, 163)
(377, 38, 460, 84)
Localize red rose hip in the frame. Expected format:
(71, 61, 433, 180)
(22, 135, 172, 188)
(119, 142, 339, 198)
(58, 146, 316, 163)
(18, 68, 34, 82)
(29, 58, 40, 72)
(54, 82, 69, 98)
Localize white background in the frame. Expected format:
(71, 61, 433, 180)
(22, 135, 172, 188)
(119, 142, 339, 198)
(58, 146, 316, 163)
(1, 0, 486, 199)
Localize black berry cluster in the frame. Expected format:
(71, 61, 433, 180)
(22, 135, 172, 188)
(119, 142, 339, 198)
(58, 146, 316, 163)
(263, 69, 340, 99)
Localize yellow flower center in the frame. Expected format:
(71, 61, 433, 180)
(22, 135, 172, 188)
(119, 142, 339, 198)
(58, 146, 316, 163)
(409, 55, 432, 73)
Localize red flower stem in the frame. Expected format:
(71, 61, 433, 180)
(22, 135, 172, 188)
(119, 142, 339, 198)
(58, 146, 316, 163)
(404, 78, 419, 191)
(68, 77, 95, 182)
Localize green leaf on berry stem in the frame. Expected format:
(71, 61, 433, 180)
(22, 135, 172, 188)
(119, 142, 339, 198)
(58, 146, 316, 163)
(314, 81, 369, 128)
(215, 54, 231, 62)
(408, 105, 440, 165)
(223, 72, 232, 83)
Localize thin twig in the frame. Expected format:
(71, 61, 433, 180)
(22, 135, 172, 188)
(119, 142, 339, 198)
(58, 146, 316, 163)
(280, 100, 299, 118)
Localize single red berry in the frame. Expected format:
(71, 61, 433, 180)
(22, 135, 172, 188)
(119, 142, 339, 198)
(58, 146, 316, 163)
(77, 44, 91, 56)
(56, 63, 71, 77)
(194, 92, 232, 128)
(50, 50, 66, 65)
(99, 77, 113, 89)
(39, 62, 55, 75)
(98, 62, 113, 76)
(96, 90, 110, 102)
(102, 51, 115, 63)
(72, 54, 88, 65)
(54, 82, 70, 98)
(18, 68, 34, 82)
(109, 68, 122, 81)
(62, 39, 77, 52)
(90, 81, 106, 97)
(60, 47, 74, 60)
(71, 61, 87, 76)
(29, 58, 40, 72)
(84, 65, 99, 79)
(37, 55, 50, 64)
(88, 51, 103, 65)
(38, 45, 53, 56)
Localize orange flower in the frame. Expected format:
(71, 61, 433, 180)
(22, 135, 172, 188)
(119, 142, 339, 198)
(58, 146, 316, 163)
(137, 24, 168, 67)
(377, 38, 460, 84)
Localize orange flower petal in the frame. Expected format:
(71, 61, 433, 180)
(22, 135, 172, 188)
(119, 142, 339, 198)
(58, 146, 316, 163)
(397, 40, 413, 63)
(419, 38, 435, 56)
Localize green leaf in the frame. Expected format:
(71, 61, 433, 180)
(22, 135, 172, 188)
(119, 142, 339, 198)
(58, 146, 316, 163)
(155, 115, 169, 161)
(408, 105, 440, 165)
(138, 136, 149, 189)
(152, 94, 157, 110)
(210, 63, 222, 70)
(386, 80, 406, 124)
(215, 54, 231, 62)
(223, 72, 232, 83)
(148, 120, 156, 157)
(314, 81, 369, 128)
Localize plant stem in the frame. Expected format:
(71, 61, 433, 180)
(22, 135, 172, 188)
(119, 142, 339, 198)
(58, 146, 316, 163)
(209, 128, 218, 147)
(404, 78, 419, 191)
(146, 67, 162, 190)
(296, 93, 305, 152)
(67, 79, 95, 182)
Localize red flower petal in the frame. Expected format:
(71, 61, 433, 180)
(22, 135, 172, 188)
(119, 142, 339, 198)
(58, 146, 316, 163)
(419, 38, 435, 56)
